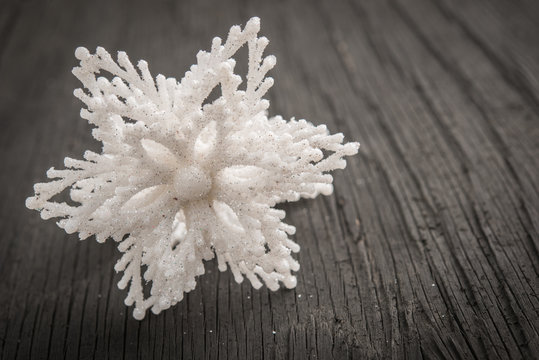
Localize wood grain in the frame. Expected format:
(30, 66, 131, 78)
(0, 0, 537, 358)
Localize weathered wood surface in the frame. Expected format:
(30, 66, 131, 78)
(1, 0, 538, 358)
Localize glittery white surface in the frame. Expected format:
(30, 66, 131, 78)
(26, 17, 359, 320)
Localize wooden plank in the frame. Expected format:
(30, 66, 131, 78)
(0, 0, 537, 358)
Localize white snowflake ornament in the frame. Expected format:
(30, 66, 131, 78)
(26, 17, 359, 320)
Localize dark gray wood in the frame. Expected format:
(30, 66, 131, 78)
(0, 0, 538, 358)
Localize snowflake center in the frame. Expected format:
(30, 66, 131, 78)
(173, 165, 212, 201)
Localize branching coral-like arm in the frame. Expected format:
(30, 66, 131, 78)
(216, 116, 359, 205)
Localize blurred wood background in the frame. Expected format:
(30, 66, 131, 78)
(1, 0, 538, 358)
